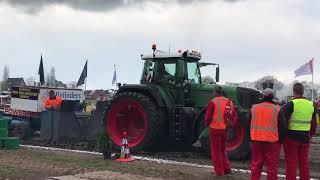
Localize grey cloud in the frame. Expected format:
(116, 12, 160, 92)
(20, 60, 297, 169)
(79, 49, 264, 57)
(0, 0, 241, 14)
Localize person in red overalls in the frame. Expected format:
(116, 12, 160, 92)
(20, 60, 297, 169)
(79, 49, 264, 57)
(249, 88, 286, 180)
(282, 83, 317, 180)
(45, 90, 63, 110)
(204, 86, 237, 176)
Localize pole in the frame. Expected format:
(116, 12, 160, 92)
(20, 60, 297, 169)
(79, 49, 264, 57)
(115, 64, 118, 90)
(85, 78, 87, 92)
(312, 71, 314, 101)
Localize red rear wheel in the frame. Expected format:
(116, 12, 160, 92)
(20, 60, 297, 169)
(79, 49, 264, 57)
(226, 110, 251, 160)
(107, 99, 148, 147)
(105, 92, 164, 151)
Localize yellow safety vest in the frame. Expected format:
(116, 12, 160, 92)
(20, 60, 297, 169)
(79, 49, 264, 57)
(289, 99, 314, 131)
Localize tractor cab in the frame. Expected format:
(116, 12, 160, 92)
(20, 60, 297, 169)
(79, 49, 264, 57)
(140, 44, 220, 107)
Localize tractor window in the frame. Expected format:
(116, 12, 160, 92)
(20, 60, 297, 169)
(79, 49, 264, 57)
(157, 62, 176, 81)
(142, 61, 155, 83)
(187, 62, 200, 84)
(164, 63, 176, 76)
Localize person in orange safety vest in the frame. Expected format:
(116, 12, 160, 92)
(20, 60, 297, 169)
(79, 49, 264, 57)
(204, 86, 237, 176)
(44, 90, 63, 110)
(249, 88, 286, 180)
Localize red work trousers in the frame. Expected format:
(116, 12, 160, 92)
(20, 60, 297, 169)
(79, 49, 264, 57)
(250, 141, 281, 180)
(283, 137, 310, 180)
(209, 128, 231, 176)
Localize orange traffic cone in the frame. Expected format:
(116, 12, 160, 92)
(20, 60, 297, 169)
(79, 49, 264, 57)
(116, 131, 135, 162)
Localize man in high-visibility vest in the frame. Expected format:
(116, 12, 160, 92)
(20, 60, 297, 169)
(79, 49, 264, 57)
(283, 83, 317, 180)
(250, 88, 286, 180)
(204, 86, 237, 176)
(44, 90, 63, 110)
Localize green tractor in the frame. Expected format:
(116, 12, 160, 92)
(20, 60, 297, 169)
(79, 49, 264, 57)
(102, 45, 261, 159)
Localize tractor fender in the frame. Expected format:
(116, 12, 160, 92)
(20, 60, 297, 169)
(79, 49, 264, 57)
(116, 84, 167, 108)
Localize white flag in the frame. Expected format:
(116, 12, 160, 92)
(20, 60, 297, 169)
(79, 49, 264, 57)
(112, 65, 117, 85)
(294, 58, 314, 77)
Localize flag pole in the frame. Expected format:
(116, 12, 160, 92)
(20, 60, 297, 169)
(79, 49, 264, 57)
(312, 73, 314, 101)
(115, 64, 117, 90)
(85, 77, 87, 92)
(311, 58, 314, 101)
(85, 60, 88, 92)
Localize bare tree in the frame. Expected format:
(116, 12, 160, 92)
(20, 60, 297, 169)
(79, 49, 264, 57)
(202, 76, 215, 84)
(25, 76, 36, 86)
(254, 76, 284, 91)
(1, 65, 10, 91)
(45, 67, 56, 87)
(67, 81, 78, 89)
(50, 67, 56, 83)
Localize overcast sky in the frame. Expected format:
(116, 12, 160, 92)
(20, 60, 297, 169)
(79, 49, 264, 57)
(0, 0, 319, 89)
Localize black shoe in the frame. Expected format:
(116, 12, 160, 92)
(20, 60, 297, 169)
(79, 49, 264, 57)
(224, 170, 233, 175)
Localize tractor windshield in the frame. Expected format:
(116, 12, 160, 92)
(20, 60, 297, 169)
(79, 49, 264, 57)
(199, 64, 217, 84)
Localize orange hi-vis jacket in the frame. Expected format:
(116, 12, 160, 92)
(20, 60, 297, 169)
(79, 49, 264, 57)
(209, 96, 231, 129)
(250, 102, 280, 142)
(45, 96, 63, 110)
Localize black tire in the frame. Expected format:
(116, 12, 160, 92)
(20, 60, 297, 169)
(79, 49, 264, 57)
(226, 109, 251, 160)
(104, 91, 165, 152)
(10, 123, 31, 140)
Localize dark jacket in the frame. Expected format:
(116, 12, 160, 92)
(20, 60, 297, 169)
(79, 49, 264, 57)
(282, 97, 317, 143)
(249, 98, 286, 143)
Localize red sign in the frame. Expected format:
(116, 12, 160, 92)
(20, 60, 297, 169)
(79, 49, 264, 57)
(0, 107, 38, 118)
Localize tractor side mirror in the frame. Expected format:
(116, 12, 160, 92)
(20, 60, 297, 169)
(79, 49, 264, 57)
(215, 66, 220, 82)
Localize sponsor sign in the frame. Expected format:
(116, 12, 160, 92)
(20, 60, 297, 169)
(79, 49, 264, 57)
(9, 86, 85, 113)
(0, 107, 38, 118)
(38, 88, 84, 112)
(11, 87, 39, 100)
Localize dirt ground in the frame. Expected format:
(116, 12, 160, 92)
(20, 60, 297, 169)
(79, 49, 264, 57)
(0, 137, 319, 180)
(0, 147, 248, 180)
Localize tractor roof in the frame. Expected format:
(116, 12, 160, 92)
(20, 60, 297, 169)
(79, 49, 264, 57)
(141, 51, 201, 61)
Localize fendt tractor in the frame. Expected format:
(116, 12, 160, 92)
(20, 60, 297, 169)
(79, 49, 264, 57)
(102, 45, 262, 160)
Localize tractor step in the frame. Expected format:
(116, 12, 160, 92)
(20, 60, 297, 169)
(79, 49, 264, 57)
(169, 107, 195, 143)
(170, 107, 183, 141)
(0, 137, 20, 149)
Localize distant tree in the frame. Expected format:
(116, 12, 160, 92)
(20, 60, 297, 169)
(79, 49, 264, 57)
(67, 81, 78, 89)
(25, 76, 36, 86)
(225, 81, 255, 89)
(46, 74, 51, 87)
(1, 65, 10, 91)
(254, 76, 284, 91)
(50, 67, 56, 83)
(202, 76, 215, 84)
(45, 67, 56, 87)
